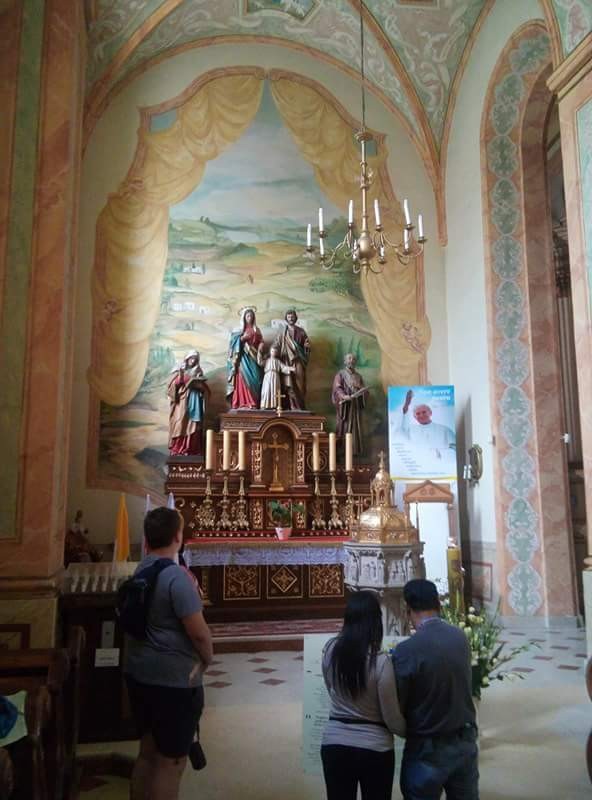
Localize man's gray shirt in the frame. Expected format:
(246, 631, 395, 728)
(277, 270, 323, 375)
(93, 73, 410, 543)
(392, 617, 476, 737)
(124, 555, 203, 688)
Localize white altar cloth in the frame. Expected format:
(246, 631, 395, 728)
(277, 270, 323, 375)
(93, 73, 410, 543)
(184, 540, 347, 567)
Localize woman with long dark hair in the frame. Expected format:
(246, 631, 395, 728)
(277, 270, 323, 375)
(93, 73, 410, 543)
(321, 591, 405, 800)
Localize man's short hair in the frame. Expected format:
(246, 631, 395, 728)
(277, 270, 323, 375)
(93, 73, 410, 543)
(144, 507, 182, 550)
(403, 579, 440, 612)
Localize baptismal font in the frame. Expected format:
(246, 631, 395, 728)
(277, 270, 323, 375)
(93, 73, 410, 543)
(344, 453, 425, 636)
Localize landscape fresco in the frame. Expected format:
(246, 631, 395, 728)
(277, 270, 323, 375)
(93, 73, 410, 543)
(97, 84, 387, 493)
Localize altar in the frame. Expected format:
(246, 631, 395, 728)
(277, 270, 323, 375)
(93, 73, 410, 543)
(166, 410, 373, 623)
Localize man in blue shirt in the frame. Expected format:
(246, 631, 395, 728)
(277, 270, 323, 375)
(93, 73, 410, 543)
(392, 579, 479, 799)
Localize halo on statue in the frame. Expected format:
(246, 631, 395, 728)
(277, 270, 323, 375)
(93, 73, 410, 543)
(238, 305, 257, 317)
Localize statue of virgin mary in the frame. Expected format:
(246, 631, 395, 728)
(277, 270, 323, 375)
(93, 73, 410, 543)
(226, 307, 264, 409)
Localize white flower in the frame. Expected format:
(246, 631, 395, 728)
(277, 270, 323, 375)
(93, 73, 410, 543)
(463, 627, 471, 636)
(458, 621, 466, 628)
(471, 658, 478, 666)
(469, 606, 476, 614)
(482, 676, 490, 687)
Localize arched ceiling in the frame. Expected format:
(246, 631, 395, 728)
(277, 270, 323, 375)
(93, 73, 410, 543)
(84, 0, 500, 151)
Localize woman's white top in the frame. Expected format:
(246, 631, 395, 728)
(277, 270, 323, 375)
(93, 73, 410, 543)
(321, 637, 406, 751)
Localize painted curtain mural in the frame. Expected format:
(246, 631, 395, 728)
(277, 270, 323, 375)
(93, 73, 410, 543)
(90, 74, 428, 493)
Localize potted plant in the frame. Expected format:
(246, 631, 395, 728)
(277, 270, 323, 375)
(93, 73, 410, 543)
(268, 500, 305, 540)
(440, 599, 532, 700)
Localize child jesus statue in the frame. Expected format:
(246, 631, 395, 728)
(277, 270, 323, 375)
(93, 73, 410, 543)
(258, 345, 294, 410)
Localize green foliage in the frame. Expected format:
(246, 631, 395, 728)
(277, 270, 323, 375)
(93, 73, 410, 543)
(268, 499, 305, 526)
(440, 599, 533, 699)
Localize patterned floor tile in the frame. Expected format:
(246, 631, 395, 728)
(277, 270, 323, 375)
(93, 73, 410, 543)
(259, 678, 285, 686)
(205, 669, 228, 676)
(206, 681, 233, 688)
(293, 655, 304, 661)
(529, 638, 548, 643)
(253, 667, 277, 673)
(247, 657, 269, 663)
(533, 656, 553, 661)
(513, 667, 535, 673)
(550, 646, 569, 650)
(557, 665, 580, 671)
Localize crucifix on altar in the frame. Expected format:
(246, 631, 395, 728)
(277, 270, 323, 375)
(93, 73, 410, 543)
(263, 431, 290, 492)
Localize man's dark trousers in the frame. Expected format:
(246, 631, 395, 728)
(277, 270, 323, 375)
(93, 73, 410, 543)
(400, 726, 479, 800)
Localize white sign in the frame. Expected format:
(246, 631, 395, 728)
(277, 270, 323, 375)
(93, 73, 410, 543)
(301, 633, 333, 775)
(94, 648, 120, 668)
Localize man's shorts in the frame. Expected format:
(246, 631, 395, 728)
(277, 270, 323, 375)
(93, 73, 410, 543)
(126, 675, 204, 758)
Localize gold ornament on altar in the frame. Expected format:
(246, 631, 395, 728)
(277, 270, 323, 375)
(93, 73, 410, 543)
(350, 452, 418, 544)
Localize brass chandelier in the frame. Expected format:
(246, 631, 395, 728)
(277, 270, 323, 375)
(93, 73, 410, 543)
(305, 0, 427, 275)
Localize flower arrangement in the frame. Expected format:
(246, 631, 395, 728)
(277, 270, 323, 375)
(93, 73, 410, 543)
(268, 499, 305, 528)
(441, 599, 532, 699)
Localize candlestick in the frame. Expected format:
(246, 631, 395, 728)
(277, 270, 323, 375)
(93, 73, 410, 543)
(319, 236, 325, 257)
(374, 198, 381, 227)
(403, 198, 411, 226)
(328, 474, 343, 529)
(329, 433, 336, 473)
(418, 213, 424, 239)
(348, 200, 354, 225)
(306, 223, 312, 248)
(311, 472, 326, 530)
(312, 432, 320, 473)
(238, 431, 246, 471)
(205, 430, 215, 471)
(232, 474, 249, 530)
(222, 430, 231, 472)
(216, 472, 233, 530)
(318, 207, 324, 232)
(345, 433, 353, 472)
(345, 471, 354, 528)
(196, 472, 216, 530)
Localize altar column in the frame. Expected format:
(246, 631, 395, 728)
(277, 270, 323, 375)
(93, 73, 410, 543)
(0, 0, 84, 647)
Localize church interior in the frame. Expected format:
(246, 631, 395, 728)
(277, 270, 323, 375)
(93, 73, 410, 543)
(1, 0, 592, 797)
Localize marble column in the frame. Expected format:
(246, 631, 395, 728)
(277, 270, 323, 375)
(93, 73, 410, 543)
(548, 32, 592, 644)
(0, 0, 84, 648)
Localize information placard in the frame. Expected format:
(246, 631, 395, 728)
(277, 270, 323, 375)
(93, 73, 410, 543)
(301, 633, 333, 775)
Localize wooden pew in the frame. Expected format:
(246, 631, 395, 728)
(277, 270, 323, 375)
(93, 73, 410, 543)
(0, 626, 84, 800)
(2, 686, 52, 800)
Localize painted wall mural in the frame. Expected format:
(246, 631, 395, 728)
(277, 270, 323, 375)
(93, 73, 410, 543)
(551, 0, 592, 57)
(577, 98, 592, 314)
(482, 28, 552, 615)
(91, 77, 417, 493)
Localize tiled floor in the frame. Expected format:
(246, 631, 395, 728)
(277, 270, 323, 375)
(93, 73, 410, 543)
(80, 626, 590, 799)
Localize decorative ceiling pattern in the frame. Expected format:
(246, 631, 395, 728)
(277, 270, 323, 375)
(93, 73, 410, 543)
(550, 0, 592, 56)
(367, 0, 486, 140)
(84, 2, 566, 151)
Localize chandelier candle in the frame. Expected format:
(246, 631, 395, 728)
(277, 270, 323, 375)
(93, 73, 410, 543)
(312, 432, 320, 473)
(329, 433, 337, 473)
(222, 430, 231, 472)
(205, 429, 215, 471)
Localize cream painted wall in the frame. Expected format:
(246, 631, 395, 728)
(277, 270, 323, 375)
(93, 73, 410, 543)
(445, 0, 544, 559)
(72, 42, 444, 543)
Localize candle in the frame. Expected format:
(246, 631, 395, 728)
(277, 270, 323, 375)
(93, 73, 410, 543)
(238, 431, 246, 471)
(312, 433, 320, 473)
(345, 433, 353, 472)
(306, 223, 312, 248)
(404, 228, 410, 251)
(348, 200, 354, 225)
(205, 430, 215, 471)
(222, 430, 231, 472)
(418, 213, 424, 239)
(403, 198, 411, 226)
(329, 433, 336, 473)
(318, 207, 324, 232)
(319, 237, 325, 257)
(374, 198, 381, 227)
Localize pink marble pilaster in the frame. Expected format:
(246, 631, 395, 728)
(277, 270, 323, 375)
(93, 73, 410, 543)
(0, 0, 84, 581)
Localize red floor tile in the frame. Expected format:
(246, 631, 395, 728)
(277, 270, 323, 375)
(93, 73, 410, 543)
(253, 667, 277, 673)
(259, 678, 285, 686)
(206, 680, 233, 688)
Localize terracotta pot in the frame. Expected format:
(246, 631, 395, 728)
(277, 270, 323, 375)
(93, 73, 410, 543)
(275, 527, 292, 540)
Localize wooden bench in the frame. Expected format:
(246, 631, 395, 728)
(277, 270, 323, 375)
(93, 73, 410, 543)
(0, 626, 84, 800)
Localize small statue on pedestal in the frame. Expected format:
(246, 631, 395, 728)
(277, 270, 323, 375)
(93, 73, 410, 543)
(168, 350, 210, 455)
(331, 353, 369, 456)
(64, 510, 101, 566)
(273, 309, 310, 410)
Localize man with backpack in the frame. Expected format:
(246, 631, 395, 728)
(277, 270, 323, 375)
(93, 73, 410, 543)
(122, 507, 213, 800)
